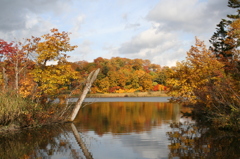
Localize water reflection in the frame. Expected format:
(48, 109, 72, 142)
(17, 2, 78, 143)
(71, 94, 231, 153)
(0, 101, 239, 158)
(167, 121, 240, 159)
(0, 123, 97, 159)
(74, 102, 181, 159)
(71, 123, 93, 159)
(74, 102, 182, 135)
(0, 102, 182, 159)
(0, 124, 72, 159)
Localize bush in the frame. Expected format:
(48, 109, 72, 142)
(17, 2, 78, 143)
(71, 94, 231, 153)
(0, 91, 37, 126)
(0, 90, 66, 128)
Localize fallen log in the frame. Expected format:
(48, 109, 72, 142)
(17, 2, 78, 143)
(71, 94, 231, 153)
(69, 68, 100, 121)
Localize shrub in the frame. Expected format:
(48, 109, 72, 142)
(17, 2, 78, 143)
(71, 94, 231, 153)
(0, 90, 66, 128)
(0, 91, 37, 126)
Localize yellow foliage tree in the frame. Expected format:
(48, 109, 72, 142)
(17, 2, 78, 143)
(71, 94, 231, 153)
(96, 77, 110, 93)
(167, 38, 224, 105)
(24, 28, 79, 101)
(135, 70, 153, 91)
(19, 74, 36, 98)
(32, 64, 78, 97)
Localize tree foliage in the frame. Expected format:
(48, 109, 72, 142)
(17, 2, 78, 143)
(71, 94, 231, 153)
(0, 29, 84, 127)
(167, 38, 225, 104)
(0, 29, 80, 102)
(73, 57, 167, 93)
(24, 29, 79, 100)
(168, 1, 240, 130)
(0, 28, 168, 104)
(209, 0, 240, 64)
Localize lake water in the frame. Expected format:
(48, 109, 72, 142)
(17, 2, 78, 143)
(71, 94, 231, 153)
(72, 96, 171, 102)
(1, 97, 240, 159)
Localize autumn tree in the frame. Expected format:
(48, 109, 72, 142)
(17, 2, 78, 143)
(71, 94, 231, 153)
(0, 39, 17, 88)
(95, 77, 110, 93)
(74, 57, 165, 93)
(167, 38, 224, 104)
(168, 38, 240, 130)
(167, 1, 240, 130)
(0, 39, 32, 92)
(153, 66, 170, 85)
(24, 28, 78, 101)
(134, 70, 153, 91)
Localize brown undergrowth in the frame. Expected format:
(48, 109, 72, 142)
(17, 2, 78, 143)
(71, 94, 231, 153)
(0, 90, 71, 134)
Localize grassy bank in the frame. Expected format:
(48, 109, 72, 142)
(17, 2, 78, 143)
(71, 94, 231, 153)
(0, 91, 70, 134)
(86, 91, 168, 98)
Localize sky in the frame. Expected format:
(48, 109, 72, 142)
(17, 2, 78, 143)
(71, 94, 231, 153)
(0, 0, 236, 66)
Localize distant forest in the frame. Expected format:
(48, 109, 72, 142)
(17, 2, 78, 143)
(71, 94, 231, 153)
(69, 57, 169, 93)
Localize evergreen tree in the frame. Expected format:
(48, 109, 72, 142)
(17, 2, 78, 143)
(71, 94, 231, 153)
(209, 0, 240, 60)
(209, 20, 233, 58)
(227, 0, 240, 19)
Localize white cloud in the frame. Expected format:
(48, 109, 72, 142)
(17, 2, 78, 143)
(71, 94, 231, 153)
(71, 15, 85, 33)
(0, 0, 71, 41)
(114, 0, 236, 66)
(25, 14, 39, 29)
(146, 0, 233, 34)
(119, 27, 176, 54)
(69, 40, 93, 62)
(117, 26, 185, 66)
(125, 23, 141, 30)
(152, 48, 187, 67)
(0, 0, 237, 66)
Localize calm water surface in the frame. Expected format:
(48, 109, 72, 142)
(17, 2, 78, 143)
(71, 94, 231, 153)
(1, 97, 240, 159)
(81, 96, 170, 102)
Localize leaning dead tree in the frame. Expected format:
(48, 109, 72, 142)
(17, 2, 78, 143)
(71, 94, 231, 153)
(69, 68, 100, 121)
(71, 123, 93, 159)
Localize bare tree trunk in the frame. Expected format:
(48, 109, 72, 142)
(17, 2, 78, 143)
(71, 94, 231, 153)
(15, 63, 19, 93)
(2, 67, 8, 90)
(69, 68, 100, 121)
(71, 123, 93, 159)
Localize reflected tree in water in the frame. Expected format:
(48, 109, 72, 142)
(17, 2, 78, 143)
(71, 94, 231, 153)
(167, 121, 240, 159)
(0, 124, 94, 159)
(74, 102, 182, 135)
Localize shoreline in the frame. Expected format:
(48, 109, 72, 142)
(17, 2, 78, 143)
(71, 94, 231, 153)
(1, 92, 169, 134)
(86, 91, 168, 98)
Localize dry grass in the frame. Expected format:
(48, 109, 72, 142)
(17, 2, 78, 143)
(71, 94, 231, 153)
(0, 91, 38, 126)
(0, 90, 65, 129)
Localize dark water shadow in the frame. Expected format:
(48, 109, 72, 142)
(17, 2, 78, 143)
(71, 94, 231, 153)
(0, 123, 94, 159)
(167, 121, 240, 159)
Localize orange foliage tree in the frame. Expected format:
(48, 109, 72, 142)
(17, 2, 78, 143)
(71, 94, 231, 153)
(74, 57, 166, 93)
(167, 37, 240, 130)
(21, 28, 79, 101)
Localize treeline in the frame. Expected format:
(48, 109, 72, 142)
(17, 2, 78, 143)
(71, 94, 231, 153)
(1, 0, 239, 131)
(0, 28, 170, 128)
(167, 0, 240, 131)
(70, 57, 169, 94)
